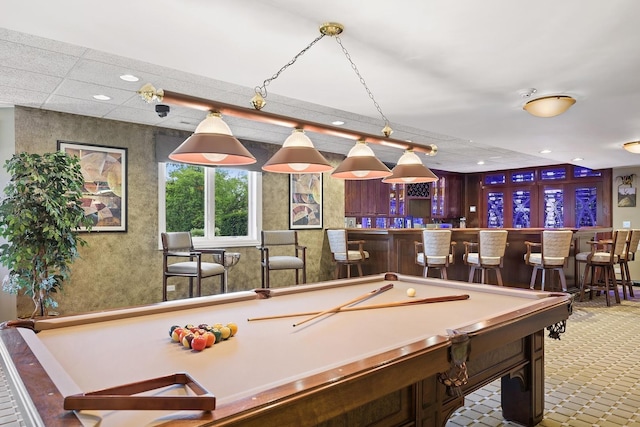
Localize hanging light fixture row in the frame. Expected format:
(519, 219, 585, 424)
(138, 22, 438, 182)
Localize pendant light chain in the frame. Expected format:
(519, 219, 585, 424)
(334, 35, 392, 136)
(254, 34, 326, 99)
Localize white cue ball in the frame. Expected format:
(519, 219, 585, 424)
(406, 288, 416, 297)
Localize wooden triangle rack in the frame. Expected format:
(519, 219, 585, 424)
(63, 372, 216, 411)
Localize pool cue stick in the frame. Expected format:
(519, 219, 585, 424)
(292, 283, 394, 327)
(248, 294, 469, 322)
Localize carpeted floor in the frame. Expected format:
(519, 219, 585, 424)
(447, 287, 640, 427)
(1, 286, 639, 427)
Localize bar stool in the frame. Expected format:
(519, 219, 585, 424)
(617, 228, 640, 299)
(327, 229, 369, 279)
(463, 230, 508, 286)
(414, 229, 456, 279)
(579, 229, 629, 306)
(524, 230, 573, 292)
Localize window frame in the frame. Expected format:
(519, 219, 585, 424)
(158, 163, 262, 248)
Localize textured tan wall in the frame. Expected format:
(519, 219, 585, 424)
(612, 166, 640, 282)
(12, 107, 345, 316)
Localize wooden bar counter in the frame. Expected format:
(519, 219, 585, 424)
(345, 227, 612, 290)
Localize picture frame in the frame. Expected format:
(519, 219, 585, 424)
(58, 141, 127, 232)
(289, 173, 323, 229)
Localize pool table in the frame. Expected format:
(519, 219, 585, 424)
(0, 273, 571, 427)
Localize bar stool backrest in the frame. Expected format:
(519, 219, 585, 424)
(478, 230, 508, 260)
(541, 230, 573, 263)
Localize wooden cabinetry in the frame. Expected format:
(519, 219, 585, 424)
(480, 165, 611, 228)
(431, 173, 462, 219)
(345, 179, 458, 221)
(344, 180, 389, 216)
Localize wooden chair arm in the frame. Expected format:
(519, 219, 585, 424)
(347, 240, 366, 257)
(165, 251, 197, 258)
(257, 246, 269, 262)
(462, 241, 476, 258)
(198, 248, 226, 256)
(347, 240, 365, 250)
(295, 245, 307, 260)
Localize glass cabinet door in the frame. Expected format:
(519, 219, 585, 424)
(543, 188, 564, 228)
(487, 191, 504, 228)
(575, 186, 597, 227)
(512, 190, 531, 228)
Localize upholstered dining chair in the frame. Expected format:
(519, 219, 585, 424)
(258, 230, 306, 288)
(161, 232, 226, 301)
(463, 229, 508, 286)
(524, 229, 573, 292)
(414, 229, 456, 279)
(617, 228, 640, 300)
(327, 229, 370, 279)
(577, 229, 629, 306)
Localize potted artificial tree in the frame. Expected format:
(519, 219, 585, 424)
(0, 151, 93, 318)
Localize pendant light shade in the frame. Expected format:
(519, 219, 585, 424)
(169, 112, 256, 166)
(331, 140, 392, 180)
(623, 141, 640, 153)
(262, 129, 333, 173)
(382, 150, 438, 183)
(523, 95, 576, 118)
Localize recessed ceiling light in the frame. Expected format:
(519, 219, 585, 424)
(572, 157, 584, 162)
(540, 149, 552, 154)
(477, 160, 485, 165)
(331, 120, 345, 126)
(93, 94, 111, 101)
(120, 74, 139, 82)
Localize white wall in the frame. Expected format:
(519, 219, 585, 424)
(0, 107, 16, 321)
(612, 166, 640, 283)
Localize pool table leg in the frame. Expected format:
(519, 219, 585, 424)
(500, 330, 545, 426)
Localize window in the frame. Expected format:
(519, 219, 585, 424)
(158, 163, 262, 248)
(511, 171, 535, 183)
(540, 168, 566, 181)
(484, 173, 506, 185)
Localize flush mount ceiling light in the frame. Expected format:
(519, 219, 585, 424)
(521, 89, 576, 118)
(623, 141, 640, 154)
(137, 22, 436, 171)
(331, 140, 392, 180)
(382, 150, 438, 183)
(168, 112, 256, 166)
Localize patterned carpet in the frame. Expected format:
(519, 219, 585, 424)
(1, 287, 639, 427)
(448, 286, 640, 427)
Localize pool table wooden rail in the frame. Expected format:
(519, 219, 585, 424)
(0, 273, 571, 427)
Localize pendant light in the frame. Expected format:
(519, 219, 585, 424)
(138, 20, 439, 173)
(382, 150, 438, 183)
(168, 112, 256, 166)
(262, 129, 333, 173)
(331, 140, 391, 180)
(252, 22, 397, 177)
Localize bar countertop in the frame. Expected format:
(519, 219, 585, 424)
(341, 227, 612, 289)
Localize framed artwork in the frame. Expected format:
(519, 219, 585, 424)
(289, 173, 323, 229)
(58, 141, 127, 232)
(617, 174, 637, 208)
